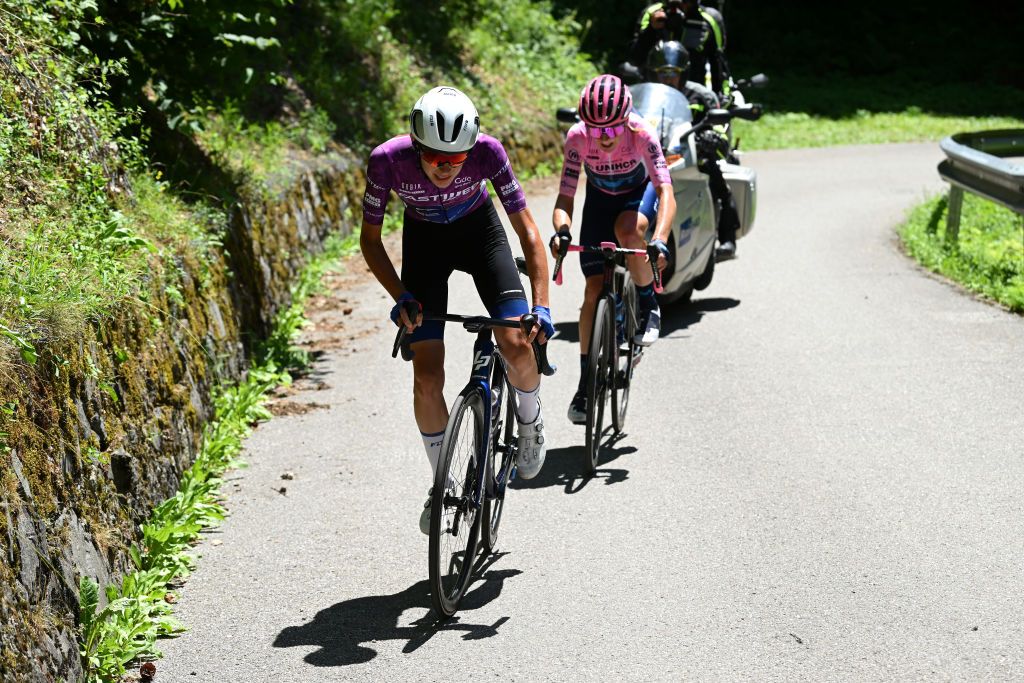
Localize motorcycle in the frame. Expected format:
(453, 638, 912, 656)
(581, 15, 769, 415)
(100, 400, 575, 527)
(556, 82, 762, 304)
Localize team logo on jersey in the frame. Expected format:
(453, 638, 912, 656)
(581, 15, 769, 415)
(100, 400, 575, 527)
(363, 194, 382, 208)
(499, 179, 520, 195)
(567, 149, 581, 163)
(454, 176, 476, 184)
(648, 143, 660, 155)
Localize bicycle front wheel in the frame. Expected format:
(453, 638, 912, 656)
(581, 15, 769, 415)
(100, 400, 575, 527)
(429, 389, 485, 618)
(482, 370, 516, 553)
(585, 297, 614, 473)
(612, 279, 638, 433)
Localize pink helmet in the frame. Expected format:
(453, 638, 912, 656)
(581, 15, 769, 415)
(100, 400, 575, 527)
(578, 74, 632, 128)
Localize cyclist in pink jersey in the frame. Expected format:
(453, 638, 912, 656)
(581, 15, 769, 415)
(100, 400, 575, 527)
(359, 86, 553, 533)
(551, 73, 676, 424)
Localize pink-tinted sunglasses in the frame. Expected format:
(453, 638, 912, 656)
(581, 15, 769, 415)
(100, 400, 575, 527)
(586, 123, 626, 139)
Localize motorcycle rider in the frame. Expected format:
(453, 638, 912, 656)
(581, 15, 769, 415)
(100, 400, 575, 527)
(627, 0, 728, 97)
(648, 40, 739, 260)
(552, 74, 676, 424)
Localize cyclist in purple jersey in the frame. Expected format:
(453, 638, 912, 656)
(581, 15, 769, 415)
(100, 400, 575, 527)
(360, 86, 553, 533)
(551, 74, 677, 424)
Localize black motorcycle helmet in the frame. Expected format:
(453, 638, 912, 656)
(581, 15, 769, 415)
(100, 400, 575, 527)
(647, 40, 691, 80)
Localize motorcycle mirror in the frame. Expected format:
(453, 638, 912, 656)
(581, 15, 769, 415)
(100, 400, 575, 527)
(750, 73, 769, 88)
(731, 103, 763, 121)
(556, 107, 580, 124)
(706, 108, 732, 126)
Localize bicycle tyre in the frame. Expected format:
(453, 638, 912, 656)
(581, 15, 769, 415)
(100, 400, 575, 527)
(429, 389, 485, 618)
(584, 297, 613, 473)
(612, 279, 638, 432)
(482, 366, 516, 553)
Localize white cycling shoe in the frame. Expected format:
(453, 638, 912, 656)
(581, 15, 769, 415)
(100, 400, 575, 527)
(635, 306, 661, 347)
(515, 402, 547, 480)
(419, 488, 432, 535)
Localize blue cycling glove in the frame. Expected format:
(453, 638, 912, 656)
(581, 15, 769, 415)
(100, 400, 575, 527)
(531, 305, 554, 341)
(649, 239, 670, 261)
(390, 292, 421, 327)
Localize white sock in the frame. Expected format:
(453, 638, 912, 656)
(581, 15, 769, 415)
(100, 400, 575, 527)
(513, 383, 541, 424)
(421, 431, 444, 475)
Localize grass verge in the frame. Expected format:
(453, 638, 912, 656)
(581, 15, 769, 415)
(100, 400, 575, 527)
(898, 192, 1024, 313)
(727, 76, 1024, 151)
(733, 109, 1024, 151)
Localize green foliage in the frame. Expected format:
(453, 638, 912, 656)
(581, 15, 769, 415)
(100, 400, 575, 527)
(899, 193, 1024, 313)
(281, 0, 595, 150)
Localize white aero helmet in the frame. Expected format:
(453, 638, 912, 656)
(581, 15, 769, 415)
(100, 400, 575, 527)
(409, 86, 480, 153)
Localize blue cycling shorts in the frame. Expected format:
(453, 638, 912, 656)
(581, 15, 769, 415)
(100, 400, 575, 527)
(579, 181, 660, 277)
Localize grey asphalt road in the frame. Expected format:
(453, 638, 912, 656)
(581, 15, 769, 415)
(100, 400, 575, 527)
(158, 143, 1024, 682)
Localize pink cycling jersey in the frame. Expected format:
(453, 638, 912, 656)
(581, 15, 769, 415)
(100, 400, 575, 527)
(362, 133, 527, 225)
(558, 112, 671, 197)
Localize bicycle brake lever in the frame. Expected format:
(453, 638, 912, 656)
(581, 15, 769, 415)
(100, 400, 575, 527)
(391, 300, 421, 361)
(519, 314, 556, 377)
(552, 230, 571, 285)
(646, 244, 664, 294)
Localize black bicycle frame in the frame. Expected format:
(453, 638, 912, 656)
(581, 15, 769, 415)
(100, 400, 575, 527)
(392, 309, 555, 510)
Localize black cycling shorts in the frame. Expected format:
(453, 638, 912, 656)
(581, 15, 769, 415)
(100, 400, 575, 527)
(579, 181, 659, 277)
(401, 200, 529, 343)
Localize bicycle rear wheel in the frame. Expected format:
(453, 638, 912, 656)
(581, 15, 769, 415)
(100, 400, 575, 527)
(429, 389, 485, 618)
(584, 297, 614, 473)
(612, 279, 638, 433)
(482, 364, 516, 553)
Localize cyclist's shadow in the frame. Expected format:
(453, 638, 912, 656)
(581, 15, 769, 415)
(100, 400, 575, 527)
(273, 552, 518, 666)
(511, 432, 634, 494)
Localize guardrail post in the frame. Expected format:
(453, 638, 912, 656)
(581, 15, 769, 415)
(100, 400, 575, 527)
(945, 185, 963, 243)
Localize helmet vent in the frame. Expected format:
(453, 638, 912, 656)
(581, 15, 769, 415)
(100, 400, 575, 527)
(411, 110, 425, 140)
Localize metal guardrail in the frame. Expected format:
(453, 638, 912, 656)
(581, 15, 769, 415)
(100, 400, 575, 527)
(937, 129, 1024, 241)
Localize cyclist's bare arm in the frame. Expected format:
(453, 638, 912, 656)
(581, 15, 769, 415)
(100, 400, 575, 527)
(507, 207, 550, 341)
(652, 183, 676, 244)
(359, 220, 405, 300)
(552, 194, 574, 256)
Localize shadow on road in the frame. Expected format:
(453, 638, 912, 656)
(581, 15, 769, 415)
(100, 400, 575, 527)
(553, 320, 580, 344)
(511, 434, 634, 494)
(553, 296, 739, 344)
(661, 296, 740, 337)
(273, 552, 519, 666)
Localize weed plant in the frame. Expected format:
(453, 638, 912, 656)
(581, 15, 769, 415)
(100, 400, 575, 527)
(899, 193, 1024, 312)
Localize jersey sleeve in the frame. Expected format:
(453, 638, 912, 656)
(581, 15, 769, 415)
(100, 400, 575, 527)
(558, 126, 586, 197)
(635, 118, 671, 188)
(481, 136, 528, 215)
(361, 145, 393, 226)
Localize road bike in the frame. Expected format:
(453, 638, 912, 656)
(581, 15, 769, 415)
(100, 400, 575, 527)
(393, 306, 554, 617)
(552, 235, 661, 473)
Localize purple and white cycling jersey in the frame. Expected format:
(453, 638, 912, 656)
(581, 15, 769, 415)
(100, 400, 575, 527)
(558, 112, 671, 197)
(362, 133, 527, 225)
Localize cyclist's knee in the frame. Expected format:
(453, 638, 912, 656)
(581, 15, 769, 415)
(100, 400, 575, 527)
(501, 334, 532, 366)
(583, 276, 603, 302)
(614, 213, 646, 244)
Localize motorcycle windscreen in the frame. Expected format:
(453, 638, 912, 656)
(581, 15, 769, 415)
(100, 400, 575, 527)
(630, 83, 692, 152)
